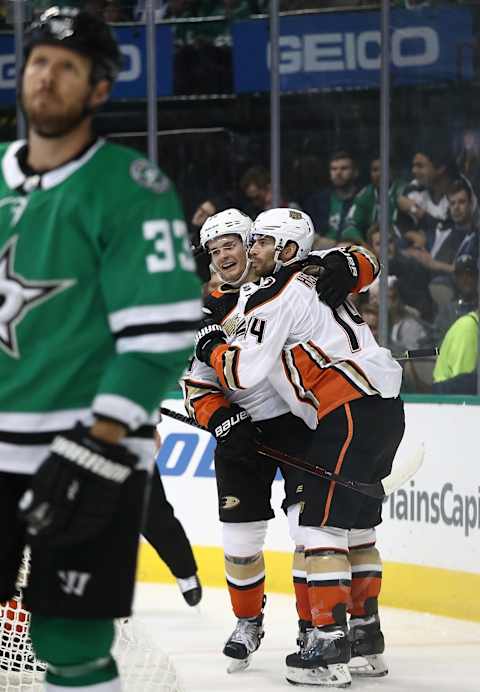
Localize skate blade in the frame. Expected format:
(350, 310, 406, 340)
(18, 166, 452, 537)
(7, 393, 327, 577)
(286, 663, 351, 687)
(349, 654, 388, 677)
(227, 656, 251, 673)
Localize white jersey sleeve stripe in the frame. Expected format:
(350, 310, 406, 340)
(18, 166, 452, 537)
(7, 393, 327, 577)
(93, 393, 149, 429)
(0, 409, 92, 432)
(116, 331, 196, 354)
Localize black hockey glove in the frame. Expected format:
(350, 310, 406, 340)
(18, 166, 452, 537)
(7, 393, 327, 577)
(18, 424, 138, 547)
(208, 405, 260, 463)
(314, 248, 359, 308)
(195, 319, 227, 365)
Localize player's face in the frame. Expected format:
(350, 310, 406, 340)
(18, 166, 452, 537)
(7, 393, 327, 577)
(249, 235, 276, 276)
(207, 234, 247, 282)
(22, 45, 108, 137)
(330, 158, 356, 189)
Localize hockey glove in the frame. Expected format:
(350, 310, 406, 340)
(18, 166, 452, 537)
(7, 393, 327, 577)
(18, 424, 138, 547)
(315, 248, 359, 308)
(208, 404, 260, 463)
(195, 319, 227, 365)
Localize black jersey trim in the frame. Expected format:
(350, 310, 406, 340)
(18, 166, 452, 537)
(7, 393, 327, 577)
(114, 319, 200, 340)
(0, 429, 68, 445)
(244, 267, 300, 315)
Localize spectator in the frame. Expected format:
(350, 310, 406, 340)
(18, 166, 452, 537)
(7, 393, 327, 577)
(402, 177, 476, 308)
(360, 302, 379, 340)
(289, 154, 326, 212)
(432, 309, 479, 394)
(397, 142, 460, 240)
(239, 165, 299, 217)
(303, 149, 360, 248)
(367, 276, 434, 392)
(194, 0, 250, 47)
(451, 179, 479, 264)
(342, 156, 406, 243)
(190, 198, 219, 235)
(367, 224, 434, 321)
(368, 276, 432, 353)
(433, 254, 479, 343)
(455, 128, 480, 194)
(104, 0, 131, 21)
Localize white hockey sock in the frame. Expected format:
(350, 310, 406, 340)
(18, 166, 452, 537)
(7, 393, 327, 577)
(46, 677, 121, 691)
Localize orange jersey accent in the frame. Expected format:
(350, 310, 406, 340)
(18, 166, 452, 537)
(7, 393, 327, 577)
(205, 268, 401, 430)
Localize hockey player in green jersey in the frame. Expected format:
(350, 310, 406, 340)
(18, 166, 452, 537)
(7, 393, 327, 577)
(0, 6, 201, 691)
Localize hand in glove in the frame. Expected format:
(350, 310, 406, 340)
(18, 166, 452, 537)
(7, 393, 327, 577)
(208, 404, 260, 463)
(195, 319, 227, 364)
(314, 248, 359, 308)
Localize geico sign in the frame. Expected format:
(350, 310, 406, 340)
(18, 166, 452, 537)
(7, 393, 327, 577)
(0, 44, 141, 89)
(268, 27, 439, 74)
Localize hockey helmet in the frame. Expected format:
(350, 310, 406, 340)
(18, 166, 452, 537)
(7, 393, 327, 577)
(200, 208, 253, 250)
(24, 6, 123, 84)
(249, 208, 315, 271)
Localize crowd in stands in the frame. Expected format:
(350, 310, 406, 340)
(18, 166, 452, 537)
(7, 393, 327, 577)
(0, 2, 476, 396)
(0, 0, 474, 27)
(189, 140, 479, 395)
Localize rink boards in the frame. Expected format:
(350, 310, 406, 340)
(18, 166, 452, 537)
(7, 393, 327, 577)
(138, 397, 480, 622)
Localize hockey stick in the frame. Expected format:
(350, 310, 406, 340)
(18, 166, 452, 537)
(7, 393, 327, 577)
(394, 347, 439, 362)
(159, 406, 424, 499)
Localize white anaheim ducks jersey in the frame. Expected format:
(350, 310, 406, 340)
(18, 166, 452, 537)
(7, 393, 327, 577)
(185, 357, 290, 423)
(209, 268, 403, 430)
(183, 285, 289, 426)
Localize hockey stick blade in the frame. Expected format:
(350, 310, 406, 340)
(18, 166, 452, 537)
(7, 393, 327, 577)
(380, 443, 425, 496)
(159, 406, 423, 499)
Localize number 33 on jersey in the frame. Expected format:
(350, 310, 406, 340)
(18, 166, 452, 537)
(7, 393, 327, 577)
(0, 139, 201, 474)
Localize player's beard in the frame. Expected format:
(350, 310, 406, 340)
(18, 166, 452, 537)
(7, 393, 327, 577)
(20, 88, 94, 139)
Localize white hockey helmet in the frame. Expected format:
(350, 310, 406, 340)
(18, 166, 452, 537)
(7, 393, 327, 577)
(199, 208, 252, 250)
(250, 208, 315, 272)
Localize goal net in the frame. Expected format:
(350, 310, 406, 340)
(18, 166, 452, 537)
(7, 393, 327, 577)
(0, 551, 183, 691)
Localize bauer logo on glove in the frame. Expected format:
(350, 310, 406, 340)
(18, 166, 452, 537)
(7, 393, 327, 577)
(194, 319, 227, 364)
(214, 409, 250, 438)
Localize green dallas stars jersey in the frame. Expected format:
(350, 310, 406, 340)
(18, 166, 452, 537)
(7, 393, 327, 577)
(0, 139, 202, 473)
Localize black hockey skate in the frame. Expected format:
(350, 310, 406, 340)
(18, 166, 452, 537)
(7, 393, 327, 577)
(177, 574, 202, 607)
(296, 619, 313, 650)
(223, 596, 266, 673)
(348, 615, 388, 677)
(286, 625, 352, 688)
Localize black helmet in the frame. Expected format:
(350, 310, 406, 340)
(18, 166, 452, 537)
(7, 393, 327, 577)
(24, 6, 123, 84)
